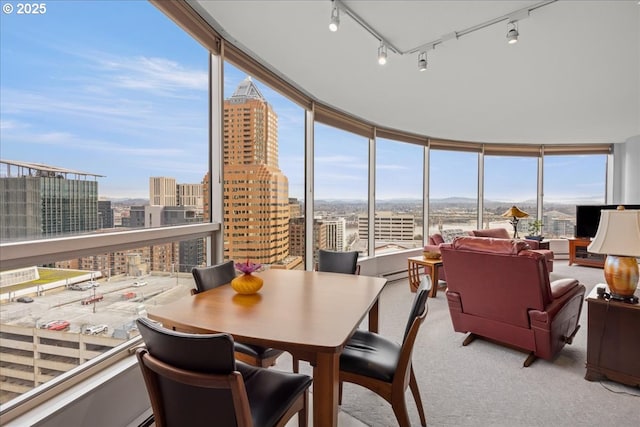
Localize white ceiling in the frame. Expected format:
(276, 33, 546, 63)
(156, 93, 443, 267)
(188, 0, 639, 145)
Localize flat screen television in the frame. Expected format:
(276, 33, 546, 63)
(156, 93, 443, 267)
(575, 204, 640, 238)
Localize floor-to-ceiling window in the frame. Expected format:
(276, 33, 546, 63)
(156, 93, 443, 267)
(375, 138, 423, 254)
(543, 154, 607, 238)
(428, 149, 479, 238)
(313, 123, 368, 260)
(0, 0, 211, 405)
(483, 155, 538, 237)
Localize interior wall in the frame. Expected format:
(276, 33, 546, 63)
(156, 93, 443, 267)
(613, 137, 640, 204)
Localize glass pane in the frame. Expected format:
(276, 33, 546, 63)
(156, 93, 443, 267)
(313, 123, 368, 260)
(0, 1, 208, 244)
(0, 1, 210, 406)
(375, 138, 423, 254)
(222, 63, 305, 269)
(483, 156, 537, 238)
(544, 154, 606, 238)
(428, 150, 478, 238)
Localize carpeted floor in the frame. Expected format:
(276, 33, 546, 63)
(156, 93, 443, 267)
(286, 260, 639, 426)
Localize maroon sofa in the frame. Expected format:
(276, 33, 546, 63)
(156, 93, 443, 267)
(423, 228, 554, 277)
(440, 236, 585, 366)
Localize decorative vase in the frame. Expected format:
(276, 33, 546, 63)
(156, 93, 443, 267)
(231, 273, 264, 295)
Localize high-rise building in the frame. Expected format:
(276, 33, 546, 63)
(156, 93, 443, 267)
(0, 160, 100, 241)
(177, 183, 203, 209)
(358, 212, 416, 242)
(324, 218, 347, 251)
(223, 77, 290, 264)
(149, 177, 177, 206)
(98, 200, 114, 229)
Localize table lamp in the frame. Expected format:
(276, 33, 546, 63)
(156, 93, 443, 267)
(587, 207, 640, 303)
(501, 205, 529, 238)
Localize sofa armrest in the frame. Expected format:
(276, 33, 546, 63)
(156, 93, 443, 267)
(550, 278, 579, 299)
(423, 244, 441, 253)
(523, 239, 540, 249)
(529, 281, 585, 324)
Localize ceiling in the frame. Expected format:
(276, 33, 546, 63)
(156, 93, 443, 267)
(187, 0, 639, 145)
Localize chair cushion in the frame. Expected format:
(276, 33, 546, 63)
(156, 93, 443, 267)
(340, 330, 401, 383)
(238, 361, 312, 427)
(234, 342, 282, 360)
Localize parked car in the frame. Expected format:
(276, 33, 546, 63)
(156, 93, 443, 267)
(84, 324, 108, 335)
(41, 320, 70, 331)
(16, 296, 34, 303)
(132, 281, 147, 287)
(71, 283, 93, 291)
(122, 291, 137, 300)
(81, 294, 104, 305)
(87, 280, 99, 287)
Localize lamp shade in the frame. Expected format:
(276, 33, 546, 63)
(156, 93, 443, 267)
(501, 205, 529, 218)
(587, 209, 640, 257)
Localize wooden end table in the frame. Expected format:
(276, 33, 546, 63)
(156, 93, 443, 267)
(408, 255, 444, 297)
(585, 285, 640, 387)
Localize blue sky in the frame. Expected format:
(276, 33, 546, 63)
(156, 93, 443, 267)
(0, 1, 606, 203)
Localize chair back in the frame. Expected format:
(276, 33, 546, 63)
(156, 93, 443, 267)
(317, 250, 360, 274)
(192, 260, 236, 294)
(136, 317, 249, 427)
(403, 275, 431, 343)
(440, 236, 551, 328)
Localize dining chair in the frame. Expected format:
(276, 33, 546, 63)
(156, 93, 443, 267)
(316, 249, 361, 275)
(338, 276, 431, 427)
(135, 317, 312, 427)
(191, 261, 286, 370)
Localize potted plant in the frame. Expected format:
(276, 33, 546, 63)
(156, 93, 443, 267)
(525, 219, 544, 241)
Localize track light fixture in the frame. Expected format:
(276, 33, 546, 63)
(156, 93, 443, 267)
(377, 42, 388, 65)
(418, 51, 427, 71)
(329, 1, 339, 32)
(506, 22, 519, 44)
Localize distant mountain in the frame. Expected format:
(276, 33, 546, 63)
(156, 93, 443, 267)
(100, 197, 149, 206)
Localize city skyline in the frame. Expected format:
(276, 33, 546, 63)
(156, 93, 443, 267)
(1, 1, 606, 203)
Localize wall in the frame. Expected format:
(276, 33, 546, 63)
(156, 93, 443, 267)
(613, 137, 640, 203)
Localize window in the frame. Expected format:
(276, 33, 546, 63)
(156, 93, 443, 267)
(313, 123, 368, 259)
(375, 138, 423, 254)
(428, 150, 478, 238)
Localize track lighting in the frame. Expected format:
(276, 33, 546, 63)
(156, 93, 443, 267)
(506, 22, 519, 44)
(329, 1, 339, 32)
(377, 42, 387, 65)
(418, 51, 427, 71)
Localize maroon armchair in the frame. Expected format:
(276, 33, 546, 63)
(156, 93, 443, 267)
(440, 236, 584, 366)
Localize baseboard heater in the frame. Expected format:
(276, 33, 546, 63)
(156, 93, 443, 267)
(380, 268, 408, 282)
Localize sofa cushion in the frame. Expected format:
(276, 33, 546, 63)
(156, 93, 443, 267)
(471, 228, 511, 239)
(440, 229, 468, 243)
(430, 233, 445, 245)
(451, 236, 530, 255)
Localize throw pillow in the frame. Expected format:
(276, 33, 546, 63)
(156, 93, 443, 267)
(441, 229, 468, 243)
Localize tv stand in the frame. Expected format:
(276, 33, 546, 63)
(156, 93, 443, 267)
(568, 238, 605, 268)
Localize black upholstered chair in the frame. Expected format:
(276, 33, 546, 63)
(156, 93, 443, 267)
(316, 249, 360, 275)
(191, 261, 286, 369)
(338, 276, 431, 427)
(135, 318, 312, 427)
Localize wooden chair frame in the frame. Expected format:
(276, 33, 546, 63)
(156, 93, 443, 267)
(338, 307, 428, 427)
(136, 348, 308, 427)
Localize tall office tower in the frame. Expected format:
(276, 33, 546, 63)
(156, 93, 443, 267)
(223, 76, 290, 264)
(289, 198, 302, 219)
(177, 183, 203, 209)
(358, 212, 416, 242)
(0, 160, 99, 241)
(149, 177, 177, 206)
(98, 200, 114, 229)
(324, 218, 347, 251)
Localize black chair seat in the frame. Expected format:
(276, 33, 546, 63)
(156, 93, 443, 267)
(340, 329, 401, 383)
(238, 361, 312, 426)
(235, 342, 283, 360)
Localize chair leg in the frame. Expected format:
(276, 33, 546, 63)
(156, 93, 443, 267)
(462, 333, 476, 346)
(523, 352, 537, 367)
(298, 389, 308, 427)
(409, 368, 427, 427)
(391, 393, 411, 427)
(292, 356, 299, 373)
(338, 380, 343, 405)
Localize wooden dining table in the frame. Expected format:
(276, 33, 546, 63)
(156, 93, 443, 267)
(147, 268, 387, 427)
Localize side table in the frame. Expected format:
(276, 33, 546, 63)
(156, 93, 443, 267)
(584, 285, 640, 387)
(407, 255, 444, 297)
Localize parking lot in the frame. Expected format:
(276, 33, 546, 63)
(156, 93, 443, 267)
(1, 274, 194, 337)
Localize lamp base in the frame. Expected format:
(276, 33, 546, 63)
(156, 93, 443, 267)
(604, 255, 639, 301)
(608, 293, 639, 304)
